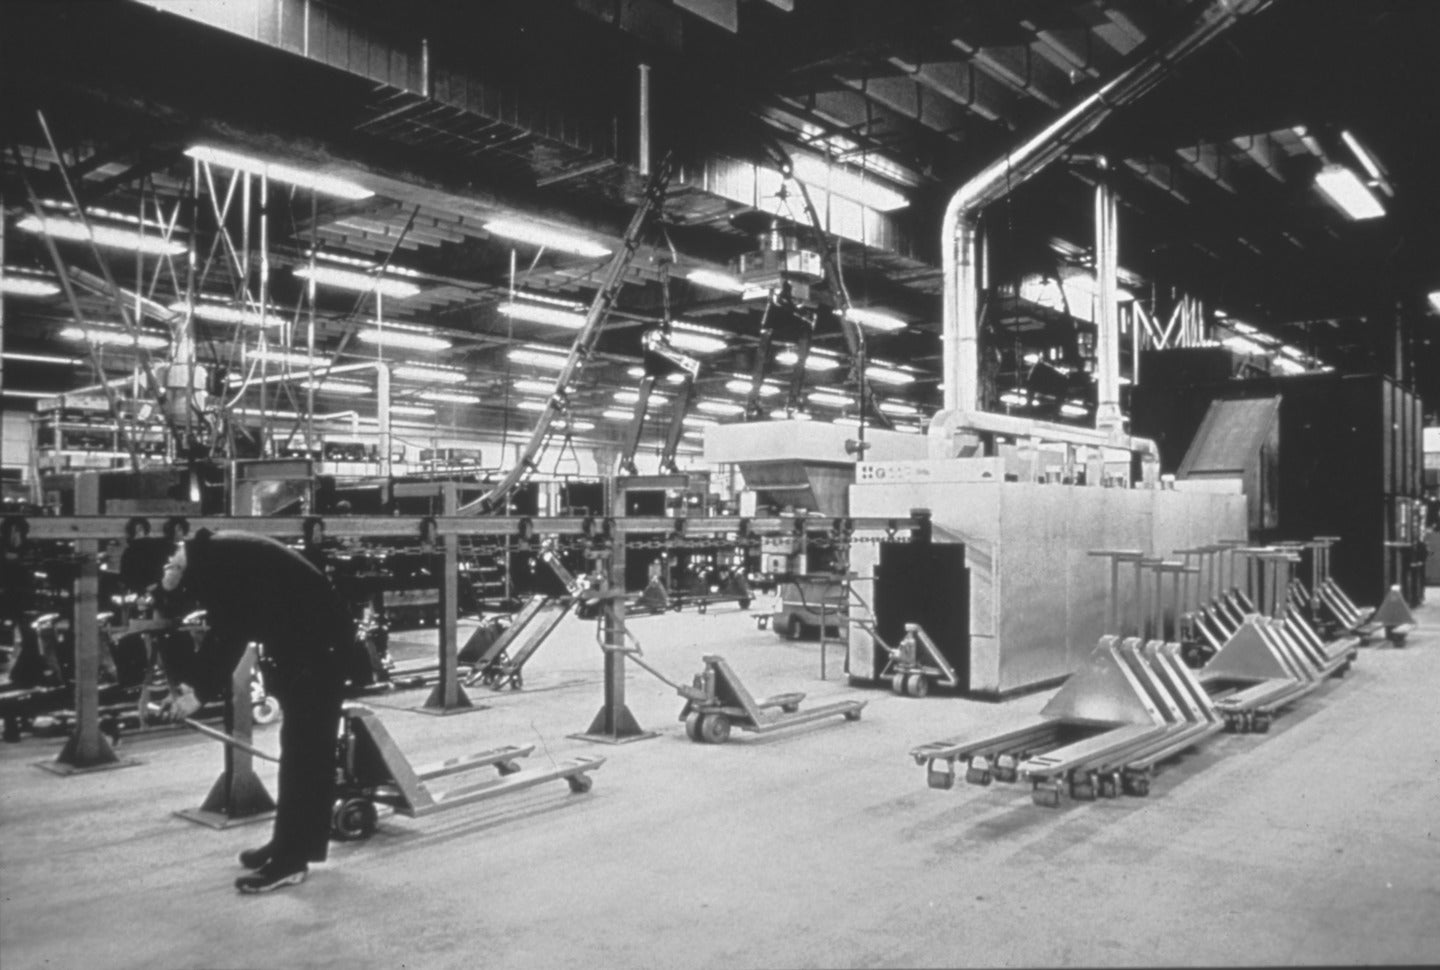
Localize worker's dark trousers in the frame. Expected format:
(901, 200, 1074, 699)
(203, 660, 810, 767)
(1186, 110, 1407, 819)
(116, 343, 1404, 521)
(270, 669, 344, 867)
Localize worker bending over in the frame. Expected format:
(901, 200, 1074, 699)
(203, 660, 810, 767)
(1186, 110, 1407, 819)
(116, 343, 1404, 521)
(160, 529, 352, 894)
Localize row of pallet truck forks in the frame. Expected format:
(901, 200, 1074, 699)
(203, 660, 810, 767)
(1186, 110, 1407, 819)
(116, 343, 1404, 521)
(908, 536, 1414, 808)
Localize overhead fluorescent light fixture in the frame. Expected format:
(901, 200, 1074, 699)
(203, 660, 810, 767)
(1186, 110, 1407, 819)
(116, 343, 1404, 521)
(603, 408, 635, 421)
(246, 347, 330, 369)
(553, 418, 595, 432)
(418, 390, 480, 405)
(171, 299, 286, 328)
(304, 379, 372, 397)
(392, 363, 467, 384)
(1427, 290, 1440, 315)
(666, 324, 728, 355)
(626, 365, 646, 379)
(682, 415, 717, 428)
(185, 145, 374, 200)
(1, 273, 60, 297)
(356, 327, 452, 352)
(685, 269, 747, 293)
(865, 363, 915, 386)
(725, 378, 780, 397)
(497, 301, 586, 329)
(775, 349, 843, 372)
(844, 307, 907, 333)
(696, 400, 744, 416)
(483, 219, 610, 258)
(59, 325, 167, 350)
(18, 215, 186, 257)
(2, 351, 82, 366)
(769, 408, 811, 421)
(516, 400, 548, 412)
(1, 389, 67, 400)
(1060, 401, 1089, 418)
(877, 400, 918, 416)
(808, 390, 853, 408)
(389, 404, 435, 417)
(614, 389, 669, 406)
(293, 265, 421, 299)
(999, 390, 1030, 407)
(1339, 130, 1386, 184)
(1314, 164, 1384, 220)
(509, 346, 572, 370)
(512, 378, 558, 394)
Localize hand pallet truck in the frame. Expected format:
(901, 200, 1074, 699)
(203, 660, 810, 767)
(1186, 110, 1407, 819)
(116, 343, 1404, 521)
(675, 655, 866, 744)
(329, 703, 604, 840)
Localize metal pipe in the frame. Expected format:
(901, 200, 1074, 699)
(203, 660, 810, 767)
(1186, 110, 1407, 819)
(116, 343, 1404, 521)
(638, 62, 652, 177)
(377, 362, 392, 478)
(1094, 166, 1122, 431)
(934, 0, 1272, 459)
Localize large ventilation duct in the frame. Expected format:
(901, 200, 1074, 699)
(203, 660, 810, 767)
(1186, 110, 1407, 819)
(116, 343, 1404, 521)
(932, 0, 1275, 461)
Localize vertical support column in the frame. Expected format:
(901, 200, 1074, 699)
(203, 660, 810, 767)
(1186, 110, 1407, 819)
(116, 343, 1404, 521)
(423, 484, 474, 713)
(575, 509, 656, 744)
(377, 362, 393, 479)
(44, 474, 133, 774)
(175, 646, 276, 827)
(1094, 170, 1123, 432)
(638, 62, 652, 177)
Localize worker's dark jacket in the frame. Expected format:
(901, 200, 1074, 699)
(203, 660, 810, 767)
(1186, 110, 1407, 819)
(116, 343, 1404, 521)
(170, 530, 353, 703)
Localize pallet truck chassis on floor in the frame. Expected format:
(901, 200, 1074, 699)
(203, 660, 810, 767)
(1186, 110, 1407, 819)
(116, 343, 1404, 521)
(676, 655, 866, 743)
(329, 703, 603, 839)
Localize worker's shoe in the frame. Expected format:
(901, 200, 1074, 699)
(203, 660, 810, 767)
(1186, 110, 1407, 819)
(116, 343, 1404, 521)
(235, 862, 307, 894)
(237, 842, 274, 870)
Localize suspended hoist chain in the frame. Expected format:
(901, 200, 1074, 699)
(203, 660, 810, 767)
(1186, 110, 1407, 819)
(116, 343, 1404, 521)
(461, 154, 678, 515)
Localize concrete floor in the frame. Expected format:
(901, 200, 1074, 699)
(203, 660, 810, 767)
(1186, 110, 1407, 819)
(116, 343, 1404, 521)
(2, 597, 1438, 970)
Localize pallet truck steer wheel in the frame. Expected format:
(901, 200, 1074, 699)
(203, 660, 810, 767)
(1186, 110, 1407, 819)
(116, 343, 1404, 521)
(906, 673, 930, 698)
(700, 713, 731, 744)
(331, 797, 377, 841)
(890, 673, 906, 695)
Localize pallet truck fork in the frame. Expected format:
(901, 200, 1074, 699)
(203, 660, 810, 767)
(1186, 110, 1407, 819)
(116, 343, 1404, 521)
(676, 655, 866, 744)
(330, 703, 603, 839)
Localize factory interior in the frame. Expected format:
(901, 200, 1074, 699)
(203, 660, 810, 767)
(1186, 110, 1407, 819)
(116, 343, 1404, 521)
(2, 0, 1439, 967)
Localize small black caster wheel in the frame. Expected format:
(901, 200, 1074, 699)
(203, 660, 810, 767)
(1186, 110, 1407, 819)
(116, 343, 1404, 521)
(994, 758, 1018, 784)
(1070, 772, 1098, 801)
(700, 713, 731, 744)
(496, 759, 522, 776)
(890, 673, 907, 695)
(906, 674, 930, 698)
(965, 758, 993, 786)
(1251, 713, 1271, 734)
(331, 798, 377, 841)
(1123, 772, 1151, 797)
(927, 763, 956, 790)
(738, 598, 751, 611)
(684, 711, 703, 742)
(842, 708, 862, 721)
(1098, 772, 1120, 798)
(566, 772, 594, 794)
(1032, 782, 1062, 808)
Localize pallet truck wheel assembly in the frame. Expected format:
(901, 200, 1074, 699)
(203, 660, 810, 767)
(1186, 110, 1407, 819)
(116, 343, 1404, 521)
(566, 772, 594, 794)
(1122, 769, 1151, 797)
(699, 713, 732, 744)
(684, 711, 703, 742)
(252, 696, 280, 725)
(1032, 780, 1062, 808)
(1097, 771, 1121, 799)
(965, 757, 993, 786)
(906, 674, 930, 698)
(1386, 626, 1407, 647)
(1069, 771, 1098, 801)
(331, 797, 378, 841)
(927, 760, 956, 790)
(890, 673, 906, 695)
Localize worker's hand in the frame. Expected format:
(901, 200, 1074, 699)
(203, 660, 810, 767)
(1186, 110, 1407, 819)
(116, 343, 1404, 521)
(161, 684, 202, 722)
